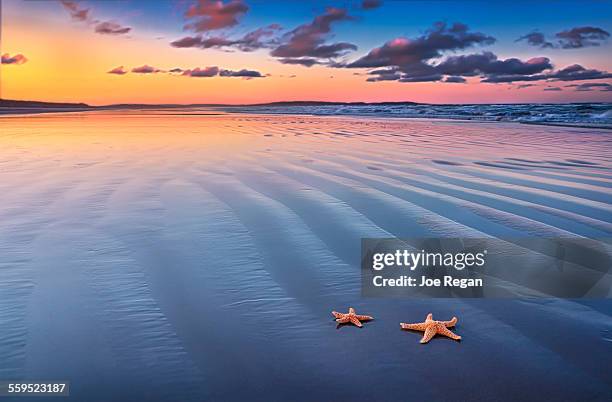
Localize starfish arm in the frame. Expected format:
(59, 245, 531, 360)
(441, 317, 458, 327)
(336, 316, 350, 324)
(349, 307, 356, 315)
(438, 326, 462, 341)
(420, 325, 437, 344)
(425, 313, 433, 322)
(349, 316, 363, 327)
(400, 322, 428, 331)
(355, 315, 373, 321)
(331, 311, 344, 319)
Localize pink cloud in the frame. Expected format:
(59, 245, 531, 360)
(131, 65, 161, 74)
(107, 66, 128, 75)
(184, 0, 248, 32)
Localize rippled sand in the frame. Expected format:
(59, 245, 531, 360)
(1, 111, 611, 401)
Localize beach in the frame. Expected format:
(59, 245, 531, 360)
(0, 109, 611, 401)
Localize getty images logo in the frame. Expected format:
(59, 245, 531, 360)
(371, 249, 488, 271)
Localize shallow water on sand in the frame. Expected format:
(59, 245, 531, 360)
(1, 110, 611, 401)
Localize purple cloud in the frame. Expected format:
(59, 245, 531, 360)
(219, 69, 264, 78)
(566, 82, 612, 92)
(107, 66, 128, 75)
(95, 21, 131, 35)
(516, 31, 554, 48)
(131, 65, 161, 74)
(171, 24, 281, 52)
(517, 26, 610, 49)
(182, 66, 220, 77)
(271, 7, 357, 65)
(1, 53, 28, 65)
(556, 26, 610, 48)
(345, 22, 495, 70)
(184, 0, 248, 32)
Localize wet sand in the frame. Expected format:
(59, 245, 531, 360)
(0, 110, 611, 401)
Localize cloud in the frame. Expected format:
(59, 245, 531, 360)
(436, 52, 552, 76)
(60, 0, 90, 22)
(516, 31, 554, 48)
(271, 7, 357, 65)
(1, 53, 28, 65)
(170, 24, 282, 51)
(182, 66, 220, 77)
(341, 21, 612, 85)
(184, 0, 248, 32)
(566, 82, 612, 92)
(476, 63, 612, 83)
(95, 21, 131, 35)
(444, 76, 466, 83)
(517, 26, 610, 49)
(219, 69, 264, 78)
(361, 0, 382, 10)
(344, 22, 495, 70)
(556, 26, 610, 49)
(517, 84, 536, 89)
(548, 64, 612, 81)
(543, 86, 562, 91)
(107, 66, 128, 75)
(60, 1, 132, 36)
(131, 65, 161, 74)
(278, 58, 320, 67)
(169, 68, 184, 73)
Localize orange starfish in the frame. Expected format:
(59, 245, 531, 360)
(400, 313, 461, 343)
(332, 307, 373, 328)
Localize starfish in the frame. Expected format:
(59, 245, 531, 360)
(331, 307, 373, 328)
(400, 313, 461, 343)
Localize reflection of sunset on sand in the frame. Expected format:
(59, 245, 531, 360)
(1, 110, 611, 400)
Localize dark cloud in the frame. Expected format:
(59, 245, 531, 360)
(1, 53, 28, 65)
(170, 24, 281, 51)
(131, 65, 161, 74)
(436, 52, 552, 76)
(107, 66, 128, 75)
(361, 0, 382, 10)
(515, 32, 554, 48)
(517, 26, 610, 49)
(95, 21, 131, 35)
(219, 69, 264, 78)
(517, 84, 536, 89)
(60, 1, 90, 22)
(566, 82, 612, 92)
(182, 66, 220, 77)
(184, 0, 248, 32)
(444, 76, 466, 83)
(543, 86, 562, 91)
(548, 64, 612, 81)
(169, 68, 184, 73)
(341, 20, 612, 85)
(278, 58, 320, 67)
(481, 64, 612, 83)
(556, 26, 610, 49)
(271, 7, 357, 65)
(344, 22, 495, 69)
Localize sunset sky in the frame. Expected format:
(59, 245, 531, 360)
(2, 0, 612, 105)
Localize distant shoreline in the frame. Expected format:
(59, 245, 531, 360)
(1, 99, 610, 130)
